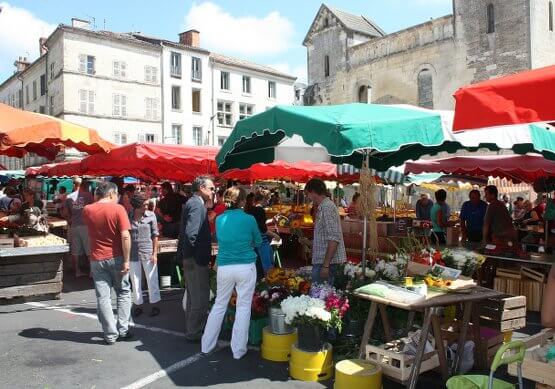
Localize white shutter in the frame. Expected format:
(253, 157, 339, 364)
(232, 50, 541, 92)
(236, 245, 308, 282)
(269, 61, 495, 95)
(113, 94, 120, 116)
(79, 55, 86, 73)
(145, 66, 151, 82)
(145, 98, 151, 119)
(113, 61, 119, 77)
(122, 133, 128, 144)
(121, 95, 127, 117)
(153, 99, 158, 120)
(88, 91, 94, 114)
(152, 67, 157, 83)
(138, 133, 145, 142)
(79, 90, 87, 113)
(120, 62, 127, 78)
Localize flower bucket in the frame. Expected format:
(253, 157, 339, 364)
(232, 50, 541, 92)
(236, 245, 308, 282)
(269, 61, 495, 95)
(269, 307, 294, 335)
(297, 323, 324, 352)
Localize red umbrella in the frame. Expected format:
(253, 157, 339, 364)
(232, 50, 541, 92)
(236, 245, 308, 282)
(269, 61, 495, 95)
(26, 160, 84, 177)
(453, 65, 555, 131)
(223, 160, 338, 183)
(80, 143, 219, 182)
(404, 154, 555, 183)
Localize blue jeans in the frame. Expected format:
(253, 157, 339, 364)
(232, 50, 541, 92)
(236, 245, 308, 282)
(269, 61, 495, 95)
(90, 257, 132, 342)
(311, 264, 338, 286)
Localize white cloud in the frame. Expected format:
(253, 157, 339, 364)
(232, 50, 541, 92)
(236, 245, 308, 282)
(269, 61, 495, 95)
(184, 2, 294, 56)
(0, 2, 56, 75)
(269, 62, 307, 84)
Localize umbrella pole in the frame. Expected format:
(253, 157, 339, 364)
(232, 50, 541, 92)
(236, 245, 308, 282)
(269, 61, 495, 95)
(360, 151, 378, 275)
(393, 184, 397, 222)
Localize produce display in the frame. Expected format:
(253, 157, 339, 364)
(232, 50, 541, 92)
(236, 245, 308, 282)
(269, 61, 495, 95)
(269, 205, 314, 228)
(14, 233, 67, 247)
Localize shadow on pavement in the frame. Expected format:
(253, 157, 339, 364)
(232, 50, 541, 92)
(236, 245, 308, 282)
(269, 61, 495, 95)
(19, 327, 106, 345)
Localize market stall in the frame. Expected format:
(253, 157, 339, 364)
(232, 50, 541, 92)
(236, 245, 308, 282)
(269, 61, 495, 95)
(0, 104, 113, 302)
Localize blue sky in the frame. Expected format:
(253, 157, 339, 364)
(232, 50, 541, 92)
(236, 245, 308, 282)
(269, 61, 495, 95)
(0, 0, 452, 83)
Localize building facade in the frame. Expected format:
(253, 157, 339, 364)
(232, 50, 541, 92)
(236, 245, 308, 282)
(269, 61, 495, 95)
(0, 19, 296, 168)
(303, 1, 555, 109)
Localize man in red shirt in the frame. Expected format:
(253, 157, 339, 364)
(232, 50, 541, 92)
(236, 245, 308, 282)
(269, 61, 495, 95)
(83, 182, 132, 345)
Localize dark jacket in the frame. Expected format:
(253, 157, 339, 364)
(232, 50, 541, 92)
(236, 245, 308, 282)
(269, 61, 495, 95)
(177, 195, 211, 266)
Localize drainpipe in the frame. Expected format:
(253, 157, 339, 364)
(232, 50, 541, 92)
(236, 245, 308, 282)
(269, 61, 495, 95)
(160, 42, 165, 143)
(17, 75, 24, 109)
(210, 57, 216, 146)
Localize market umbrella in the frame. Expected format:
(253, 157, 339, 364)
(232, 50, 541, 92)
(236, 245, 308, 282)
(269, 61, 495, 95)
(0, 103, 114, 159)
(26, 160, 84, 178)
(404, 154, 555, 184)
(79, 143, 219, 182)
(453, 65, 555, 131)
(222, 160, 338, 183)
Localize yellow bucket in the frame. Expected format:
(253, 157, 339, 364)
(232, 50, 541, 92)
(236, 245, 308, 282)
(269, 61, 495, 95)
(334, 359, 382, 389)
(261, 327, 298, 362)
(289, 343, 333, 381)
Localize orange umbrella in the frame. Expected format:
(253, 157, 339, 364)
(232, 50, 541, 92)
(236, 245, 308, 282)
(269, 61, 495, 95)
(0, 103, 114, 159)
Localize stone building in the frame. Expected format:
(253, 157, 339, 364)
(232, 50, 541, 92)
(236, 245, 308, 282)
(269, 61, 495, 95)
(303, 1, 555, 109)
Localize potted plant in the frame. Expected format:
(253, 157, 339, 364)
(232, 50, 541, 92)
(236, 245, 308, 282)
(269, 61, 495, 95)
(281, 295, 336, 352)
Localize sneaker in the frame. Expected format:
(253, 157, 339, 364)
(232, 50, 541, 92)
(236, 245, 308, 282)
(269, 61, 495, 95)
(117, 331, 134, 342)
(104, 338, 116, 345)
(132, 306, 143, 317)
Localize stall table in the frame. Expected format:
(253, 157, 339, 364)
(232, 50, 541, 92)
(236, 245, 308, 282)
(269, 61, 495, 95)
(355, 286, 505, 389)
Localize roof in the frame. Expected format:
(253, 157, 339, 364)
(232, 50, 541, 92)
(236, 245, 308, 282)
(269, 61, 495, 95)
(131, 33, 210, 54)
(210, 53, 297, 81)
(303, 4, 385, 46)
(328, 6, 386, 37)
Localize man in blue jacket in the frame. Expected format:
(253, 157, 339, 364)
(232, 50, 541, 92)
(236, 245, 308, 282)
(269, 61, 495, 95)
(178, 176, 215, 342)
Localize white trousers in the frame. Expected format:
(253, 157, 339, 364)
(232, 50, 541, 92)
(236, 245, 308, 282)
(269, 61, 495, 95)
(129, 259, 161, 305)
(201, 263, 256, 359)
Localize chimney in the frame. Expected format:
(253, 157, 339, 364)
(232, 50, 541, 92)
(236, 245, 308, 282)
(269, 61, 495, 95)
(39, 37, 48, 55)
(179, 29, 200, 47)
(14, 56, 30, 73)
(71, 17, 91, 30)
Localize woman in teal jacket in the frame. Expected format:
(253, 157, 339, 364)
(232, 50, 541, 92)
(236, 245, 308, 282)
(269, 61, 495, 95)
(201, 186, 262, 360)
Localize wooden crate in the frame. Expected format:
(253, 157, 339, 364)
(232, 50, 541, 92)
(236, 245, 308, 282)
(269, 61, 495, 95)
(0, 247, 67, 303)
(364, 341, 439, 383)
(480, 295, 527, 331)
(508, 329, 555, 387)
(441, 319, 504, 369)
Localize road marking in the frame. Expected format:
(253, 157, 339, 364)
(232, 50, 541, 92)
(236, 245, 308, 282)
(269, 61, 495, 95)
(120, 352, 208, 389)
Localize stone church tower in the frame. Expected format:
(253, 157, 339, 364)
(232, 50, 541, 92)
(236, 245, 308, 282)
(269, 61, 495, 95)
(303, 1, 555, 109)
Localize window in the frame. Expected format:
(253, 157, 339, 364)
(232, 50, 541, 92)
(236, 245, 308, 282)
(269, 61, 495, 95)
(170, 52, 181, 78)
(145, 66, 158, 83)
(268, 81, 276, 99)
(191, 57, 202, 81)
(79, 55, 95, 75)
(145, 98, 159, 120)
(171, 86, 181, 110)
(17, 89, 22, 108)
(242, 76, 251, 94)
(550, 1, 554, 31)
(113, 132, 128, 145)
(220, 71, 230, 90)
(40, 75, 46, 96)
(217, 101, 232, 127)
(239, 103, 254, 120)
(487, 3, 495, 34)
(324, 55, 330, 77)
(171, 124, 182, 144)
(50, 62, 55, 81)
(138, 133, 156, 143)
(113, 94, 127, 117)
(49, 96, 54, 114)
(192, 126, 203, 146)
(192, 89, 201, 113)
(32, 80, 37, 101)
(417, 69, 433, 109)
(79, 89, 94, 114)
(25, 85, 29, 104)
(113, 61, 127, 78)
(39, 106, 46, 114)
(218, 136, 228, 146)
(324, 18, 329, 28)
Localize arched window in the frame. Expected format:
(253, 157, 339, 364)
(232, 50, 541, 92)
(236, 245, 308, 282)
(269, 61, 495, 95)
(487, 3, 495, 34)
(550, 1, 553, 31)
(417, 69, 433, 109)
(324, 55, 330, 77)
(358, 85, 371, 103)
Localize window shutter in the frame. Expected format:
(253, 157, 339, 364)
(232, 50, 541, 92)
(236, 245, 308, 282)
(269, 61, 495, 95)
(145, 66, 151, 82)
(113, 94, 120, 116)
(88, 91, 95, 114)
(79, 55, 86, 73)
(121, 95, 127, 117)
(121, 62, 127, 78)
(152, 68, 157, 83)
